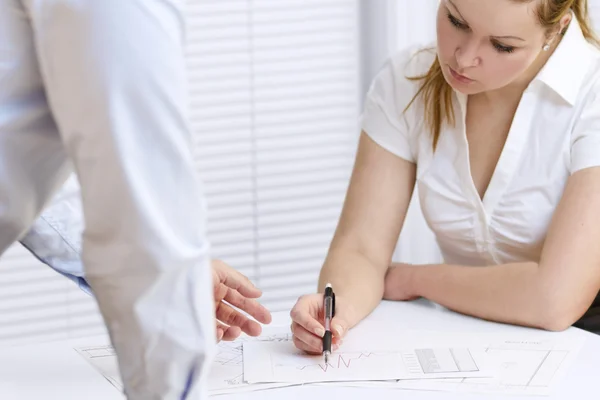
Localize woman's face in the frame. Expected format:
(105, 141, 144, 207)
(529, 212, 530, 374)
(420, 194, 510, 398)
(436, 0, 549, 94)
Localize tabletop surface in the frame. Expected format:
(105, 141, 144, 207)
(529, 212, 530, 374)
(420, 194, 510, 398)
(1, 299, 599, 400)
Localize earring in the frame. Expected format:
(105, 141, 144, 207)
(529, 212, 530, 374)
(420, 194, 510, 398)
(543, 43, 550, 51)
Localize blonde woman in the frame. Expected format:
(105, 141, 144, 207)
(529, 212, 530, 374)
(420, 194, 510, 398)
(290, 0, 600, 355)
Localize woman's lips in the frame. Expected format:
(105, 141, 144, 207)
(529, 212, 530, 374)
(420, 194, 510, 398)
(448, 66, 474, 84)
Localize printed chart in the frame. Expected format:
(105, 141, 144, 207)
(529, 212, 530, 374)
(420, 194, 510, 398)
(243, 340, 489, 384)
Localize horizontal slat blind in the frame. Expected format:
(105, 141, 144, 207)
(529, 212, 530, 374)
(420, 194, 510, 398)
(188, 0, 360, 311)
(0, 244, 106, 347)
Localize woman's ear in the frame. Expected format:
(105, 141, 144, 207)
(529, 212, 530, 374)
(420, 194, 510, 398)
(559, 12, 573, 34)
(546, 12, 572, 47)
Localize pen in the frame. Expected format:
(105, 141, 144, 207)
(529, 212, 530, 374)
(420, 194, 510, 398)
(322, 283, 335, 364)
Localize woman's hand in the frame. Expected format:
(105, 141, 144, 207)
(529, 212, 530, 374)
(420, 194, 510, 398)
(212, 259, 272, 341)
(289, 293, 356, 354)
(383, 262, 421, 301)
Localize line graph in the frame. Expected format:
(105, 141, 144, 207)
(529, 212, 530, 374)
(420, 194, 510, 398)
(295, 352, 378, 372)
(257, 347, 406, 383)
(244, 341, 490, 385)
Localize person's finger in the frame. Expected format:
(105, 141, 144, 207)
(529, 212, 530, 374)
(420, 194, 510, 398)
(290, 322, 322, 352)
(292, 330, 340, 355)
(216, 320, 240, 342)
(293, 336, 322, 355)
(215, 261, 262, 298)
(290, 297, 325, 337)
(220, 323, 242, 342)
(224, 287, 272, 324)
(332, 334, 343, 345)
(216, 301, 262, 337)
(330, 316, 349, 340)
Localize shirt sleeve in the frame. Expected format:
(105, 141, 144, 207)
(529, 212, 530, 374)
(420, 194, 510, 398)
(571, 85, 600, 173)
(360, 47, 428, 163)
(28, 2, 216, 399)
(19, 176, 92, 295)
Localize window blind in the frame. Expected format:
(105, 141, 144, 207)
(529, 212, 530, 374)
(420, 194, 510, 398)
(189, 0, 361, 312)
(0, 244, 105, 346)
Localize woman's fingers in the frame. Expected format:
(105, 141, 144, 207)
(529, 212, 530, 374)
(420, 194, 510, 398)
(293, 336, 322, 355)
(289, 296, 325, 337)
(290, 322, 340, 354)
(290, 322, 322, 352)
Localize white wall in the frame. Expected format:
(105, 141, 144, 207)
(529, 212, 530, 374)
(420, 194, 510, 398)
(361, 0, 442, 265)
(189, 0, 361, 312)
(391, 1, 442, 265)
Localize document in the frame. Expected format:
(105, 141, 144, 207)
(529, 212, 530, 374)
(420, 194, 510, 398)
(243, 340, 490, 384)
(391, 336, 586, 396)
(74, 345, 123, 392)
(75, 325, 585, 397)
(75, 328, 294, 396)
(337, 333, 585, 397)
(209, 330, 293, 395)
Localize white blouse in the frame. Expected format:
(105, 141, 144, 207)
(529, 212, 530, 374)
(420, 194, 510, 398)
(361, 17, 600, 267)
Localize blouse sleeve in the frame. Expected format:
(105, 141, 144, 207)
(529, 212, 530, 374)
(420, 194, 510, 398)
(571, 85, 600, 173)
(360, 46, 431, 163)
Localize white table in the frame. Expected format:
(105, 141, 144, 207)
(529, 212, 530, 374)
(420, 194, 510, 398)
(1, 299, 599, 400)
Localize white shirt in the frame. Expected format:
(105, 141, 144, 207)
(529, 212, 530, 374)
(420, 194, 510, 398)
(2, 1, 215, 399)
(361, 17, 600, 267)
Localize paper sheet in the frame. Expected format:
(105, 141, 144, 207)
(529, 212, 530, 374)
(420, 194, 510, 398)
(243, 340, 491, 384)
(339, 334, 586, 396)
(209, 331, 294, 395)
(75, 329, 295, 396)
(74, 345, 123, 391)
(394, 336, 585, 396)
(75, 327, 586, 397)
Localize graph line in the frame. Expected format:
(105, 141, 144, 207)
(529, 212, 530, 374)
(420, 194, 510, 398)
(294, 352, 377, 372)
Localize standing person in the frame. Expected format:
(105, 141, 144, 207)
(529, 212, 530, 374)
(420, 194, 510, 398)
(0, 1, 273, 398)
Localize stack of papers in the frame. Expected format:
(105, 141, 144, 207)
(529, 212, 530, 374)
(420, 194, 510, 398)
(74, 328, 585, 397)
(320, 333, 586, 397)
(243, 338, 489, 384)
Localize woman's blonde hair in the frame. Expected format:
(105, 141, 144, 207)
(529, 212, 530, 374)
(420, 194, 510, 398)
(404, 0, 600, 150)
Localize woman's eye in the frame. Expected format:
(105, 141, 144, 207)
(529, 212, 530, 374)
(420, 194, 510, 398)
(493, 41, 515, 53)
(447, 12, 468, 30)
(446, 10, 516, 54)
